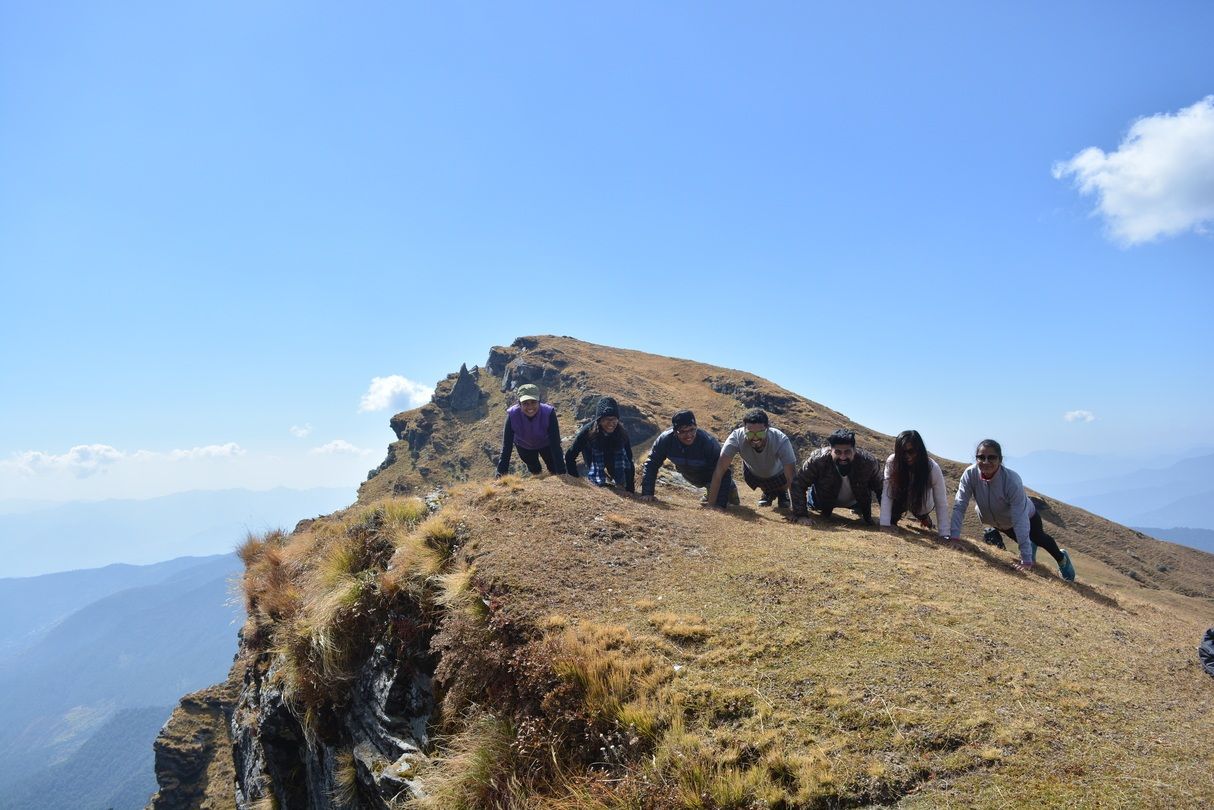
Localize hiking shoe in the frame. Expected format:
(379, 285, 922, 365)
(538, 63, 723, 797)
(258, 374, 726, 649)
(757, 496, 773, 507)
(1058, 549, 1076, 582)
(777, 493, 791, 510)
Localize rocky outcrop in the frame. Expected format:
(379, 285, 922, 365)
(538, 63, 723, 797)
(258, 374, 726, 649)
(230, 633, 435, 809)
(432, 364, 482, 412)
(147, 675, 240, 810)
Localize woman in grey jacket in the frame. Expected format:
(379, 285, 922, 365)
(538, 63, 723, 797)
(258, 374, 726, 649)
(948, 439, 1076, 581)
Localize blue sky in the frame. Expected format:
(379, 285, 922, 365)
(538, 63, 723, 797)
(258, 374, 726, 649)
(2, 1, 1212, 501)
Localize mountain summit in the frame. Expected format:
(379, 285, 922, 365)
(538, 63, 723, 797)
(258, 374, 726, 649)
(151, 336, 1214, 809)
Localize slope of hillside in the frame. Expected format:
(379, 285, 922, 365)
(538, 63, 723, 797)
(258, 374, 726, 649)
(159, 336, 1214, 809)
(221, 476, 1214, 809)
(2, 706, 170, 810)
(0, 554, 233, 656)
(0, 555, 244, 797)
(363, 336, 1214, 606)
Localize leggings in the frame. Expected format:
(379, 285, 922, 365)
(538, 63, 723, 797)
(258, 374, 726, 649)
(994, 512, 1064, 564)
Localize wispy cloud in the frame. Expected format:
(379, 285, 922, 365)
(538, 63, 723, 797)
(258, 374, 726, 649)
(1063, 410, 1096, 423)
(3, 442, 246, 477)
(309, 439, 374, 456)
(1053, 95, 1214, 245)
(6, 444, 126, 477)
(358, 375, 433, 413)
(289, 423, 313, 438)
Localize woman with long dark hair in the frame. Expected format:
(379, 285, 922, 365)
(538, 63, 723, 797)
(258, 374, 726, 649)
(563, 396, 635, 492)
(949, 439, 1076, 581)
(879, 430, 949, 541)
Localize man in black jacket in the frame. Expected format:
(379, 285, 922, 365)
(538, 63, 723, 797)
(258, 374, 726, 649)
(790, 428, 883, 526)
(640, 410, 738, 507)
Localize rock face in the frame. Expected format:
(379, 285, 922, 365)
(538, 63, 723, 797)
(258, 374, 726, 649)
(230, 635, 434, 809)
(147, 676, 240, 810)
(449, 364, 480, 410)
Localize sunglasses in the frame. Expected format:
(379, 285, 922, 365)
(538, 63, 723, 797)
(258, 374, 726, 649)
(675, 426, 697, 436)
(975, 454, 1000, 462)
(745, 429, 767, 440)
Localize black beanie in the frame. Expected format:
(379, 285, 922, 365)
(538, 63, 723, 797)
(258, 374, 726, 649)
(672, 410, 696, 429)
(828, 428, 856, 447)
(595, 397, 620, 420)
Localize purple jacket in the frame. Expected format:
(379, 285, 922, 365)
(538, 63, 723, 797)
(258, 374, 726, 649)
(497, 404, 566, 475)
(508, 403, 554, 449)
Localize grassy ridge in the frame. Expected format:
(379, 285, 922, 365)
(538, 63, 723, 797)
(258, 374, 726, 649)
(235, 474, 1214, 808)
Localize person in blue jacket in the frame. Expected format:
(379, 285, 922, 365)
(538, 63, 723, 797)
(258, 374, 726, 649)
(496, 384, 566, 477)
(640, 410, 739, 507)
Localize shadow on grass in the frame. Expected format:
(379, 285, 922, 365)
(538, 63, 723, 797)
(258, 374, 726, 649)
(944, 537, 1125, 611)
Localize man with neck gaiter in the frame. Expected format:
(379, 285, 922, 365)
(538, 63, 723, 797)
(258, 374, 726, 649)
(790, 428, 883, 526)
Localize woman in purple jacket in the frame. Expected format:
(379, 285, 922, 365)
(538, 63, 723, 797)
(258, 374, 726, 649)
(496, 384, 566, 477)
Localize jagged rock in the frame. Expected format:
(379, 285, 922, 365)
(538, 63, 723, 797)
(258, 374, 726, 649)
(367, 443, 399, 481)
(147, 676, 240, 810)
(486, 345, 518, 376)
(390, 405, 439, 448)
(449, 364, 480, 411)
(501, 357, 562, 392)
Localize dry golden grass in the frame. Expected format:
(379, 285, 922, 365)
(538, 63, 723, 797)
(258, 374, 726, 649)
(399, 475, 1214, 809)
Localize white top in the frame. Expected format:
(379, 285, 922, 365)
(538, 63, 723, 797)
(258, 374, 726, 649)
(721, 426, 797, 479)
(880, 454, 948, 531)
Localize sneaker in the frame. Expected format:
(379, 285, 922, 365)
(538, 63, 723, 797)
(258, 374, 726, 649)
(1058, 549, 1076, 582)
(757, 496, 772, 507)
(982, 527, 1006, 549)
(777, 493, 791, 510)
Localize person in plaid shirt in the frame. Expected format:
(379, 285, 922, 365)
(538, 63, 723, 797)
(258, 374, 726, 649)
(564, 396, 635, 492)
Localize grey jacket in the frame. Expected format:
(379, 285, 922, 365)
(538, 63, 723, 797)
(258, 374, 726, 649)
(949, 465, 1036, 561)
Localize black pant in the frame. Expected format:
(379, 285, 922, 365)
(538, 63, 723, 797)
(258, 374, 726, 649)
(807, 485, 873, 523)
(516, 445, 561, 475)
(993, 512, 1064, 564)
(742, 465, 788, 499)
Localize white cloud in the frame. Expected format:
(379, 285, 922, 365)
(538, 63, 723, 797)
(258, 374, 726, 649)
(6, 444, 126, 477)
(166, 443, 246, 460)
(309, 439, 374, 456)
(1053, 96, 1214, 245)
(358, 375, 433, 413)
(1063, 410, 1096, 423)
(290, 423, 313, 438)
(4, 442, 245, 476)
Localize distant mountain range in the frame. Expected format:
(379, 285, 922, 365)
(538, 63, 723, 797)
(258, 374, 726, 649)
(0, 553, 245, 810)
(1133, 526, 1214, 555)
(1005, 450, 1214, 537)
(0, 486, 352, 577)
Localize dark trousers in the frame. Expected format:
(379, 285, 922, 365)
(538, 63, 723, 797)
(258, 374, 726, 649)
(993, 512, 1064, 564)
(807, 485, 873, 522)
(743, 466, 788, 499)
(516, 445, 561, 475)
